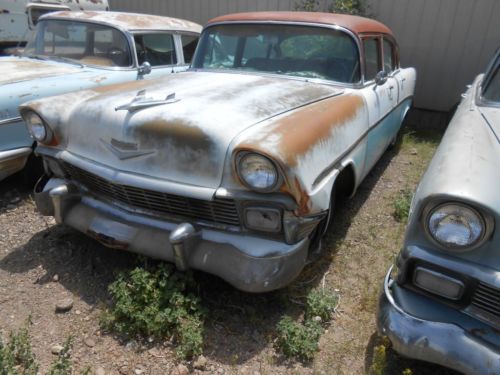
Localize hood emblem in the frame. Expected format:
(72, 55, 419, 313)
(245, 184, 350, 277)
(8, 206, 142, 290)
(115, 90, 180, 112)
(101, 138, 156, 160)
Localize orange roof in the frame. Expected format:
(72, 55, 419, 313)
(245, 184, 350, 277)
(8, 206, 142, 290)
(208, 11, 392, 36)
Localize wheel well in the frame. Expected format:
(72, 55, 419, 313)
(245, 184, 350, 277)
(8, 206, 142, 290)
(335, 164, 355, 199)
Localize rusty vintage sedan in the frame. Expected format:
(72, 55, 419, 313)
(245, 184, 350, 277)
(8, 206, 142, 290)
(378, 49, 500, 374)
(21, 12, 416, 292)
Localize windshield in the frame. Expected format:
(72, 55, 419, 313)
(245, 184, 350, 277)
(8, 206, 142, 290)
(192, 24, 360, 84)
(23, 19, 132, 67)
(482, 63, 500, 103)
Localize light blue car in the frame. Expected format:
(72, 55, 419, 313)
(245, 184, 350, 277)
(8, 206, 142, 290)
(0, 10, 201, 181)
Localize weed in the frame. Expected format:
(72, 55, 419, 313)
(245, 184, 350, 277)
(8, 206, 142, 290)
(402, 369, 413, 375)
(295, 0, 367, 15)
(393, 188, 413, 222)
(305, 289, 339, 321)
(47, 337, 73, 375)
(276, 316, 322, 362)
(0, 319, 39, 375)
(102, 263, 205, 359)
(371, 344, 387, 375)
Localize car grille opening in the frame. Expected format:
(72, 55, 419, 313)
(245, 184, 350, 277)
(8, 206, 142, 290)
(471, 282, 500, 321)
(61, 163, 241, 226)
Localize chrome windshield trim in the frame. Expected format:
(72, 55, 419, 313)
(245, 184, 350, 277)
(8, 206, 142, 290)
(0, 116, 22, 126)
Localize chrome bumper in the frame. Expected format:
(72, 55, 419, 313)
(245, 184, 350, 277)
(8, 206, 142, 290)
(34, 177, 309, 292)
(0, 147, 31, 181)
(378, 267, 500, 375)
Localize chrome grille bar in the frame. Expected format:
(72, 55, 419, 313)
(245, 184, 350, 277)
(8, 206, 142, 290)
(61, 163, 240, 226)
(471, 282, 500, 319)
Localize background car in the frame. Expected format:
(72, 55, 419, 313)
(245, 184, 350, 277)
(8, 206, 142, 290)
(378, 49, 500, 374)
(21, 12, 415, 292)
(0, 10, 201, 182)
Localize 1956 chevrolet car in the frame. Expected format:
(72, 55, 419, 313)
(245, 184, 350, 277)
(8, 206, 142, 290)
(378, 49, 500, 374)
(0, 11, 201, 181)
(21, 12, 416, 292)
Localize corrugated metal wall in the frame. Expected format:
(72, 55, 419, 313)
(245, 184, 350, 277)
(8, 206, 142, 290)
(110, 0, 500, 111)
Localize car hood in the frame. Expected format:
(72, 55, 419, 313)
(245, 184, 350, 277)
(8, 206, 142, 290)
(0, 56, 85, 85)
(30, 72, 343, 191)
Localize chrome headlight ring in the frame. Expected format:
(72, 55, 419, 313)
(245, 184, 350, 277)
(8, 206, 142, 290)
(423, 201, 494, 252)
(23, 110, 53, 144)
(235, 152, 282, 193)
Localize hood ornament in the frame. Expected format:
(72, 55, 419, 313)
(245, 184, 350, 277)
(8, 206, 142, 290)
(115, 90, 180, 112)
(101, 138, 156, 160)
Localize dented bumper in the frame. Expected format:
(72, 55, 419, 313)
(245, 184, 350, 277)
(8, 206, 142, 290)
(378, 267, 500, 375)
(34, 176, 309, 293)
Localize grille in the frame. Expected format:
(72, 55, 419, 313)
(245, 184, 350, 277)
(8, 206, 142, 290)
(471, 282, 500, 320)
(61, 163, 240, 226)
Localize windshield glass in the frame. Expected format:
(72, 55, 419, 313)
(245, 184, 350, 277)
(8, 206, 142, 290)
(192, 24, 360, 83)
(483, 63, 500, 103)
(24, 19, 132, 67)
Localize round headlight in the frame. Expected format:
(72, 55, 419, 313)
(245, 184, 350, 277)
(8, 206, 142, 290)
(237, 153, 279, 191)
(427, 203, 485, 250)
(25, 111, 48, 142)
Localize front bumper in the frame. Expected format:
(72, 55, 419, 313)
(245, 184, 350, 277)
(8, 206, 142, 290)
(0, 147, 31, 181)
(34, 176, 310, 292)
(378, 267, 500, 375)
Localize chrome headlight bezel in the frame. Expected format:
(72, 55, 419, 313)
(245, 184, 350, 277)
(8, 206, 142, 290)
(235, 152, 282, 193)
(422, 201, 493, 252)
(23, 110, 53, 144)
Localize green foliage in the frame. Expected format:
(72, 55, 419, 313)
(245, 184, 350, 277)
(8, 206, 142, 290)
(371, 344, 387, 375)
(402, 369, 413, 375)
(393, 188, 413, 222)
(295, 0, 367, 15)
(102, 263, 205, 359)
(276, 316, 322, 362)
(305, 289, 339, 321)
(47, 337, 73, 375)
(0, 321, 39, 375)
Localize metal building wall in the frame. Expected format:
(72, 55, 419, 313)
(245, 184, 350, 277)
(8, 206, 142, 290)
(110, 0, 500, 111)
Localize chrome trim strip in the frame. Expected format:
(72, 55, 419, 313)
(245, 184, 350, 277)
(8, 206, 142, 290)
(0, 116, 22, 126)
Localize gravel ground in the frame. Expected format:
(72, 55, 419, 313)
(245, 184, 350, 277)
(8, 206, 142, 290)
(0, 111, 459, 374)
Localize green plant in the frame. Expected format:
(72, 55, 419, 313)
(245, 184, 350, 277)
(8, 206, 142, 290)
(393, 188, 413, 222)
(47, 337, 73, 375)
(371, 344, 387, 375)
(305, 289, 338, 321)
(276, 316, 322, 362)
(0, 320, 39, 375)
(102, 263, 205, 359)
(295, 0, 367, 15)
(402, 369, 413, 375)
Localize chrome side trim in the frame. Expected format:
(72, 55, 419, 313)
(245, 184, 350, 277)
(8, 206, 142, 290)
(0, 116, 22, 126)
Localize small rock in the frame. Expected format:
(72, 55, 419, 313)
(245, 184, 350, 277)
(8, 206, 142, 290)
(52, 274, 59, 282)
(193, 355, 207, 370)
(171, 364, 189, 375)
(134, 368, 144, 375)
(118, 366, 129, 375)
(84, 338, 96, 347)
(55, 298, 73, 313)
(410, 148, 418, 155)
(95, 367, 106, 375)
(125, 340, 138, 351)
(312, 316, 322, 323)
(51, 344, 63, 355)
(217, 368, 224, 374)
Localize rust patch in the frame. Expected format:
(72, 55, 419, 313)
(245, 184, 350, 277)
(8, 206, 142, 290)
(91, 79, 155, 95)
(133, 118, 213, 152)
(293, 177, 311, 216)
(275, 94, 364, 165)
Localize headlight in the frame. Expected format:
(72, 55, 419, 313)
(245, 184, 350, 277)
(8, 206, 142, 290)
(426, 203, 485, 250)
(237, 153, 279, 191)
(24, 111, 52, 143)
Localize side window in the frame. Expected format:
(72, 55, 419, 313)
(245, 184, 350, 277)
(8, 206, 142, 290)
(181, 35, 199, 64)
(383, 39, 395, 73)
(134, 34, 177, 67)
(363, 38, 380, 81)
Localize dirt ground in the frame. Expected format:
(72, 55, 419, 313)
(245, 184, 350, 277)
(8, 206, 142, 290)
(0, 110, 460, 375)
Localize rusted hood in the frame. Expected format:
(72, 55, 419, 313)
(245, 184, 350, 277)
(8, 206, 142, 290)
(0, 56, 84, 85)
(29, 72, 342, 190)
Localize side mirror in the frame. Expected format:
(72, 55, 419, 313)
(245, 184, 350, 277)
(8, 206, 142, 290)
(375, 70, 388, 86)
(138, 62, 152, 77)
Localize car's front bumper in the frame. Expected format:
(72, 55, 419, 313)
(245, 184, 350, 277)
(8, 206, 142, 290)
(34, 176, 310, 293)
(0, 147, 31, 181)
(378, 267, 500, 375)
